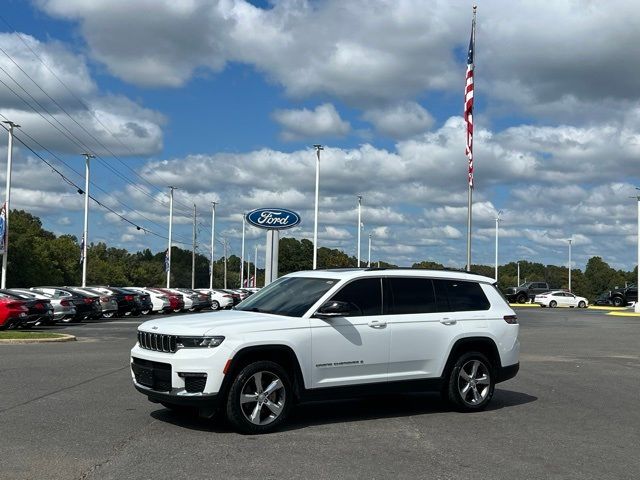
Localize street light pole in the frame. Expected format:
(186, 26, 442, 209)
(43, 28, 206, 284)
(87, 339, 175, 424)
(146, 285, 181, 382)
(240, 214, 245, 287)
(166, 186, 176, 288)
(517, 261, 520, 287)
(494, 211, 502, 282)
(636, 193, 640, 312)
(210, 202, 217, 289)
(1, 120, 19, 289)
(191, 203, 196, 289)
(357, 195, 362, 267)
(312, 144, 323, 269)
(567, 238, 572, 292)
(81, 152, 94, 287)
(254, 244, 258, 288)
(223, 238, 228, 289)
(367, 233, 372, 267)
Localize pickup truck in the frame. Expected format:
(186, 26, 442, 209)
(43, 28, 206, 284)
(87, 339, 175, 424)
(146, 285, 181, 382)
(597, 285, 637, 307)
(504, 282, 551, 304)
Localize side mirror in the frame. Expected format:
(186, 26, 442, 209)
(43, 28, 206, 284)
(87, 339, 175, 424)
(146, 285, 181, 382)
(315, 300, 353, 318)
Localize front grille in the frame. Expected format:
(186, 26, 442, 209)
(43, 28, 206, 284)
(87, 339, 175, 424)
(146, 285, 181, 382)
(131, 358, 172, 391)
(137, 331, 177, 353)
(184, 375, 207, 393)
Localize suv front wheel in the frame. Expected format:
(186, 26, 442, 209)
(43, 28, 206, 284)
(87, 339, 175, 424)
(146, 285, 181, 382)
(225, 360, 292, 434)
(445, 352, 495, 412)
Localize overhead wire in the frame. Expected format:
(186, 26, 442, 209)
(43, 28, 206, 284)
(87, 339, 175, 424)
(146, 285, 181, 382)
(0, 121, 191, 245)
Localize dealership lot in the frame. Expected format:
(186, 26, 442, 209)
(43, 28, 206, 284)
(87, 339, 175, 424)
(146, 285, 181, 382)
(1, 308, 639, 480)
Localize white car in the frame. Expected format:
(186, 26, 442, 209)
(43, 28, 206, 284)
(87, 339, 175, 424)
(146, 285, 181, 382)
(131, 269, 520, 434)
(196, 289, 234, 310)
(129, 287, 171, 314)
(534, 291, 589, 308)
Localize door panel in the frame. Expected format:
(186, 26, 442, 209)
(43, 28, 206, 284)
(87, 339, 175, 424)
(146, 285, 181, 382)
(309, 278, 389, 388)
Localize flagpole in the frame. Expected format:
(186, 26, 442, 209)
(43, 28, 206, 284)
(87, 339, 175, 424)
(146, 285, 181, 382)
(465, 6, 477, 272)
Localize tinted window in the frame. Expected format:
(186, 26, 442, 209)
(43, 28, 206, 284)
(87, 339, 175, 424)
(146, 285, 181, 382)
(433, 280, 490, 312)
(330, 278, 382, 316)
(387, 277, 437, 314)
(235, 276, 338, 317)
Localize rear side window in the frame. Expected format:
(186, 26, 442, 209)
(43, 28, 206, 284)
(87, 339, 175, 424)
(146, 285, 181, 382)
(330, 278, 382, 316)
(387, 277, 438, 314)
(433, 279, 490, 312)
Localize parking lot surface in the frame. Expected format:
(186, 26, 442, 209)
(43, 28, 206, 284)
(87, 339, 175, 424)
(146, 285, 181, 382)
(1, 308, 639, 480)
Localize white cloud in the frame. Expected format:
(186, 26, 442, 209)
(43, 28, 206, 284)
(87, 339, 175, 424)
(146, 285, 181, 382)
(272, 103, 350, 141)
(363, 102, 434, 139)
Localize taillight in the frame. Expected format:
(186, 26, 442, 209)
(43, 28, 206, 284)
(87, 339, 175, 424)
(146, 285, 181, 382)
(34, 302, 43, 309)
(83, 298, 94, 304)
(7, 301, 22, 309)
(60, 300, 70, 307)
(125, 295, 134, 301)
(504, 315, 518, 324)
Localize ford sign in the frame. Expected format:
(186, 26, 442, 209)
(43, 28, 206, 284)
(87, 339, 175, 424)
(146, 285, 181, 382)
(246, 208, 301, 230)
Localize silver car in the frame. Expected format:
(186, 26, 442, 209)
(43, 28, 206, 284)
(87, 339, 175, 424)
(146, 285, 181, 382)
(10, 288, 76, 323)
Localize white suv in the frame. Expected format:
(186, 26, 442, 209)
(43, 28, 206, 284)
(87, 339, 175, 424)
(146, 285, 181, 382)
(131, 269, 520, 434)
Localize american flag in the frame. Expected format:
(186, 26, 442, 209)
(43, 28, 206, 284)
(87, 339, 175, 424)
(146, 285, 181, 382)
(464, 11, 476, 188)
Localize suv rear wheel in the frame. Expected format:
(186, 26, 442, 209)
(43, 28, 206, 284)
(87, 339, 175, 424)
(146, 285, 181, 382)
(445, 352, 495, 412)
(516, 293, 527, 304)
(225, 360, 291, 434)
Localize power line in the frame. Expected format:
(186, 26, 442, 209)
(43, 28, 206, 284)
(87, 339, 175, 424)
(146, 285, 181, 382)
(0, 16, 195, 213)
(0, 122, 191, 245)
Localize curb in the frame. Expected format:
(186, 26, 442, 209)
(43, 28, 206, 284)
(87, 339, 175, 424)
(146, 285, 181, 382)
(509, 304, 539, 308)
(606, 311, 640, 317)
(0, 334, 77, 344)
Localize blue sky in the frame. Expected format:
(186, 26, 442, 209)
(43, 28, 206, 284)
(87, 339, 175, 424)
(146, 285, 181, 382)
(1, 0, 640, 273)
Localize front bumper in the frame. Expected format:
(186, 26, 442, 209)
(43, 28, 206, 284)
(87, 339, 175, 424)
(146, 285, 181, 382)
(133, 382, 219, 407)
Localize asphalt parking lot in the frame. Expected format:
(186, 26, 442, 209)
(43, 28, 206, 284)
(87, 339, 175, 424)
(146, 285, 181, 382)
(1, 308, 639, 480)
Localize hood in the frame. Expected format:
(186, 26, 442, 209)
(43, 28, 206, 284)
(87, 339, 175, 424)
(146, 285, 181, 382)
(138, 309, 297, 336)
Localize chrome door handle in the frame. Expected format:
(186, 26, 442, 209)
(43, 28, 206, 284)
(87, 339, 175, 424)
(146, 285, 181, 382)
(368, 320, 387, 329)
(440, 318, 457, 325)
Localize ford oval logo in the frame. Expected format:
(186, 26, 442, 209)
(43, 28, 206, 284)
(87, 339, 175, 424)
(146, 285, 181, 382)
(246, 208, 301, 230)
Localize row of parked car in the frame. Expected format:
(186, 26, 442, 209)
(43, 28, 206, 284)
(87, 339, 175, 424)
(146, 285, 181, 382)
(0, 286, 259, 330)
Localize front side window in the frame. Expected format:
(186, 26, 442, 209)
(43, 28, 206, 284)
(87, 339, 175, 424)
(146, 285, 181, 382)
(329, 278, 382, 316)
(235, 276, 338, 317)
(434, 279, 490, 312)
(387, 277, 438, 314)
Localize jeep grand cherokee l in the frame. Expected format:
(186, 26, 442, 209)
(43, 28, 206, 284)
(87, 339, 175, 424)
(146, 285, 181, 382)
(131, 269, 520, 434)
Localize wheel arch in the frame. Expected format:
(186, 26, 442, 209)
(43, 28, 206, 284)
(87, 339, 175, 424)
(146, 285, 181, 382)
(442, 336, 501, 379)
(220, 344, 306, 402)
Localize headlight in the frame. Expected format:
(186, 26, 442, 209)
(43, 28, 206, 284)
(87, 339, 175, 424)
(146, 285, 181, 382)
(176, 336, 225, 349)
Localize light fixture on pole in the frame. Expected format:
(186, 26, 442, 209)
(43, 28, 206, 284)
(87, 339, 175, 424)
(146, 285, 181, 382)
(1, 120, 19, 289)
(240, 214, 246, 287)
(567, 237, 573, 292)
(367, 233, 372, 267)
(357, 195, 362, 267)
(494, 210, 502, 282)
(209, 201, 217, 289)
(166, 186, 176, 288)
(80, 152, 95, 287)
(312, 144, 323, 269)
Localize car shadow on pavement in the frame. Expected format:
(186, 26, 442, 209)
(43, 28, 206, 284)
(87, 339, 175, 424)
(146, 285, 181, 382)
(149, 388, 537, 434)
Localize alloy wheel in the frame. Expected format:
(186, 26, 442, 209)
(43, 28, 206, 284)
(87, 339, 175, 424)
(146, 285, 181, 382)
(457, 359, 491, 406)
(239, 371, 286, 426)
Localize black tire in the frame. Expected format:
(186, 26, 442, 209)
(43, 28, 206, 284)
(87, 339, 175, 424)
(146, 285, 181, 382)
(211, 300, 220, 311)
(612, 297, 624, 307)
(578, 301, 586, 308)
(445, 351, 495, 412)
(549, 300, 557, 308)
(516, 293, 527, 304)
(225, 360, 292, 434)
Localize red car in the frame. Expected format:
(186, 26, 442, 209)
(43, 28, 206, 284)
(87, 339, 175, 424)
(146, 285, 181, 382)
(0, 297, 29, 330)
(147, 288, 185, 313)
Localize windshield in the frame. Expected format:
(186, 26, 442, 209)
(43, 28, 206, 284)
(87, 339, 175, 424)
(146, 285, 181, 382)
(235, 276, 339, 317)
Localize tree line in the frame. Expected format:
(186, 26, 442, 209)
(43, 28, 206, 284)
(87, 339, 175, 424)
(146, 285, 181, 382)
(5, 210, 635, 300)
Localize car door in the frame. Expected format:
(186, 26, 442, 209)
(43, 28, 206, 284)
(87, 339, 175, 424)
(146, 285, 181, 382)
(564, 293, 577, 307)
(309, 277, 389, 388)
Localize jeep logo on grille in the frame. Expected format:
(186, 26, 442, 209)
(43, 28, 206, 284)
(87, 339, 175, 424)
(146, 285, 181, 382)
(246, 208, 301, 230)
